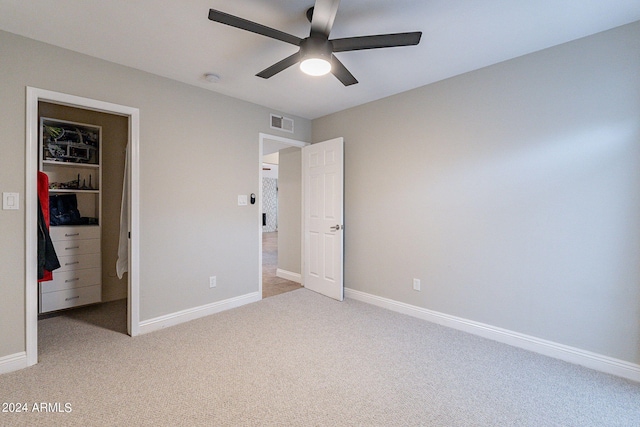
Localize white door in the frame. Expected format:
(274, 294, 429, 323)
(303, 137, 344, 301)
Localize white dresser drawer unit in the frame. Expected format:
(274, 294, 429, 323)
(40, 285, 102, 313)
(41, 227, 102, 312)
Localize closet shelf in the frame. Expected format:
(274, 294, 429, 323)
(49, 189, 99, 194)
(42, 160, 99, 169)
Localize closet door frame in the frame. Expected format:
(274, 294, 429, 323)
(25, 87, 141, 366)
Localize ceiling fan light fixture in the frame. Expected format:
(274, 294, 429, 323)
(299, 36, 333, 77)
(300, 57, 332, 76)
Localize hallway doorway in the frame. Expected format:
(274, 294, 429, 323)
(258, 133, 307, 299)
(262, 231, 301, 298)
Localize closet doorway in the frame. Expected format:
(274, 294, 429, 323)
(37, 102, 127, 329)
(258, 133, 306, 298)
(25, 88, 140, 367)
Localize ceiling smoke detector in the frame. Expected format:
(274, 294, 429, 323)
(204, 73, 221, 83)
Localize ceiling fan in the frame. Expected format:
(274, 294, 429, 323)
(208, 0, 422, 86)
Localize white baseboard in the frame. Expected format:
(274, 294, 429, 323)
(345, 288, 640, 383)
(0, 352, 27, 375)
(139, 291, 261, 335)
(276, 268, 302, 284)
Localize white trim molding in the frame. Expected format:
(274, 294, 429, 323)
(139, 292, 261, 335)
(276, 268, 302, 284)
(258, 132, 308, 149)
(345, 288, 640, 383)
(0, 352, 27, 375)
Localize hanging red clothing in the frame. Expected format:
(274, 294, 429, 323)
(38, 171, 53, 282)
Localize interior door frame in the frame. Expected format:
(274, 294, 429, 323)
(258, 133, 308, 297)
(25, 87, 141, 366)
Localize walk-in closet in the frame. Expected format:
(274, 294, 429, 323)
(37, 102, 128, 329)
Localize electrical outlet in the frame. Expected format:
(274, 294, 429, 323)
(413, 278, 421, 291)
(209, 276, 217, 288)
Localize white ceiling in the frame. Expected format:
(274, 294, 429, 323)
(1, 0, 639, 119)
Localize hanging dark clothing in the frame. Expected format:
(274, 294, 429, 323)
(37, 172, 60, 280)
(38, 198, 60, 279)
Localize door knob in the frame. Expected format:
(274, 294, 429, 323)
(330, 224, 342, 231)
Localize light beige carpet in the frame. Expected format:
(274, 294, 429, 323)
(1, 289, 639, 426)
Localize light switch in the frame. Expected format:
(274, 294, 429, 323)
(3, 192, 19, 210)
(237, 195, 248, 206)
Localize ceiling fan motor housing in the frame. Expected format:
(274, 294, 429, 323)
(301, 36, 333, 61)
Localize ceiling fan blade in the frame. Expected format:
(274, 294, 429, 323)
(256, 52, 302, 79)
(310, 0, 341, 38)
(208, 9, 302, 46)
(330, 54, 358, 86)
(331, 32, 422, 52)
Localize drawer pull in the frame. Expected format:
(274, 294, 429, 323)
(65, 233, 80, 237)
(65, 278, 80, 283)
(65, 296, 80, 301)
(65, 261, 80, 266)
(65, 246, 80, 250)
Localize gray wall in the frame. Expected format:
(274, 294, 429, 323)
(0, 30, 311, 358)
(277, 147, 302, 275)
(313, 22, 640, 364)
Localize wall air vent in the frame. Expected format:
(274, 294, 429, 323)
(270, 114, 294, 133)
